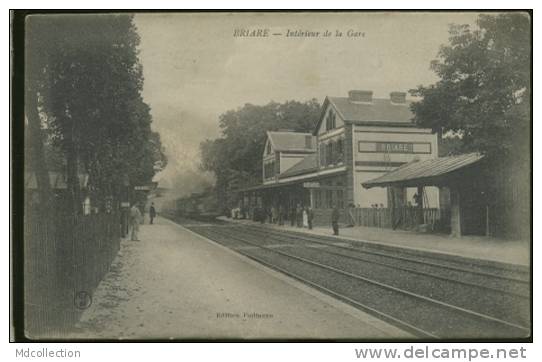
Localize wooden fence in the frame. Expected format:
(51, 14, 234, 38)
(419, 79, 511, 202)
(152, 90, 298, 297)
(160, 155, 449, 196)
(346, 207, 450, 231)
(23, 211, 120, 337)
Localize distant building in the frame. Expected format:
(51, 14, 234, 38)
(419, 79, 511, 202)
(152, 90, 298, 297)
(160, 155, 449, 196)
(24, 171, 90, 213)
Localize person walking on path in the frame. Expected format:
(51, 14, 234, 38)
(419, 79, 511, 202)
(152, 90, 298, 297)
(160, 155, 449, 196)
(130, 203, 142, 241)
(149, 202, 156, 225)
(331, 204, 340, 236)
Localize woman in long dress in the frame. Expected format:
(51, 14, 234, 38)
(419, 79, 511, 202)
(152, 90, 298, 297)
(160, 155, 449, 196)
(302, 207, 309, 228)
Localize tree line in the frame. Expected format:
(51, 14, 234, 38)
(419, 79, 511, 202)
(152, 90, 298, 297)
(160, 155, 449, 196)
(25, 14, 166, 216)
(201, 13, 530, 195)
(200, 99, 321, 185)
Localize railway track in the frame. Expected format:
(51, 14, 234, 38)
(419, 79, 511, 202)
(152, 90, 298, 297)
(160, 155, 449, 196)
(239, 224, 530, 297)
(242, 224, 529, 280)
(175, 218, 530, 339)
(226, 227, 530, 328)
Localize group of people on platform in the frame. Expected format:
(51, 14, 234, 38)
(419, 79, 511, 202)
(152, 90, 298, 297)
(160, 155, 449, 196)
(252, 204, 315, 230)
(128, 202, 156, 241)
(230, 203, 343, 236)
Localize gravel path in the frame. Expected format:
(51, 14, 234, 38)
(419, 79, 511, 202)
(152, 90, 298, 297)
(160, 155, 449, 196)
(67, 217, 407, 339)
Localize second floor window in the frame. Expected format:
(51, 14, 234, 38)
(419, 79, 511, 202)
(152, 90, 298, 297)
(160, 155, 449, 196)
(336, 138, 344, 164)
(325, 110, 336, 131)
(264, 161, 275, 179)
(305, 135, 312, 149)
(320, 143, 326, 167)
(326, 141, 333, 165)
(319, 137, 345, 168)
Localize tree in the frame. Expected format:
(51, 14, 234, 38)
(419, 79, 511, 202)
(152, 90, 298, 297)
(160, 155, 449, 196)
(26, 15, 167, 213)
(200, 99, 320, 181)
(410, 13, 531, 239)
(410, 13, 531, 167)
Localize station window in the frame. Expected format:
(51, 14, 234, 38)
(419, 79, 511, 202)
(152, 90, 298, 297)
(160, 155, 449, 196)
(266, 142, 272, 155)
(336, 190, 344, 208)
(314, 190, 322, 209)
(326, 190, 333, 208)
(264, 161, 275, 179)
(320, 143, 326, 167)
(305, 135, 312, 149)
(336, 138, 344, 163)
(326, 141, 333, 165)
(326, 110, 336, 131)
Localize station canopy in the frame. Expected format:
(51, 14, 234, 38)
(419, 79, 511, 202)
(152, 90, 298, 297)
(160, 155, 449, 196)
(362, 153, 484, 189)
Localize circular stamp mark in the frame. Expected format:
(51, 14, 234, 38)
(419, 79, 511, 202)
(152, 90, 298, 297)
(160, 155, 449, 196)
(74, 290, 92, 310)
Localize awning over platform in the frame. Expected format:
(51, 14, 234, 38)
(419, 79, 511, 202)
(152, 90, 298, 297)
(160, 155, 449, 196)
(240, 166, 347, 192)
(362, 153, 484, 189)
(239, 179, 303, 192)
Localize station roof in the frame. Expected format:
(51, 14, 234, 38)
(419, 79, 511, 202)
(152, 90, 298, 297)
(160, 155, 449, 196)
(267, 131, 316, 153)
(328, 97, 415, 125)
(279, 153, 318, 179)
(362, 153, 484, 188)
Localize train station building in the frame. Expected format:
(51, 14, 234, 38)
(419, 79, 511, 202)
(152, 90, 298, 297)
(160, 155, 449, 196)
(239, 90, 440, 226)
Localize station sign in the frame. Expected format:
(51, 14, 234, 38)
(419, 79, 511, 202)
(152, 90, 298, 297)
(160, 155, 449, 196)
(376, 142, 414, 153)
(303, 182, 320, 188)
(358, 141, 431, 154)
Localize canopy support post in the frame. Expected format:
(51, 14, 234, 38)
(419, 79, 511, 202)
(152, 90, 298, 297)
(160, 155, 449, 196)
(450, 186, 462, 238)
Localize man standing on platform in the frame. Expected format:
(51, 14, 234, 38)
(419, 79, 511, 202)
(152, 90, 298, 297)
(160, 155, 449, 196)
(307, 206, 314, 230)
(149, 202, 156, 225)
(290, 205, 296, 227)
(331, 204, 340, 236)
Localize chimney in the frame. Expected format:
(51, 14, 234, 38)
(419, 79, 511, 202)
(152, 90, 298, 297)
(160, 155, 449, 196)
(348, 90, 373, 103)
(390, 92, 407, 104)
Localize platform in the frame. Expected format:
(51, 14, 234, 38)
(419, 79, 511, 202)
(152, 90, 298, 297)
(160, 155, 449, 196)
(217, 216, 530, 266)
(70, 216, 408, 339)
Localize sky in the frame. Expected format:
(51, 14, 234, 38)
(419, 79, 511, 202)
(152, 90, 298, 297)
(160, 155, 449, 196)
(134, 12, 480, 197)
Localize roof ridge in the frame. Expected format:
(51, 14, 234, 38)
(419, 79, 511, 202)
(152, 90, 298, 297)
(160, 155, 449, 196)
(268, 130, 313, 134)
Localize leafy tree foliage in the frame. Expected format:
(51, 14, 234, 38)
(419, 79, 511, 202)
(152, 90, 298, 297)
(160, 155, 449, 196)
(26, 15, 166, 211)
(200, 100, 321, 181)
(410, 13, 530, 167)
